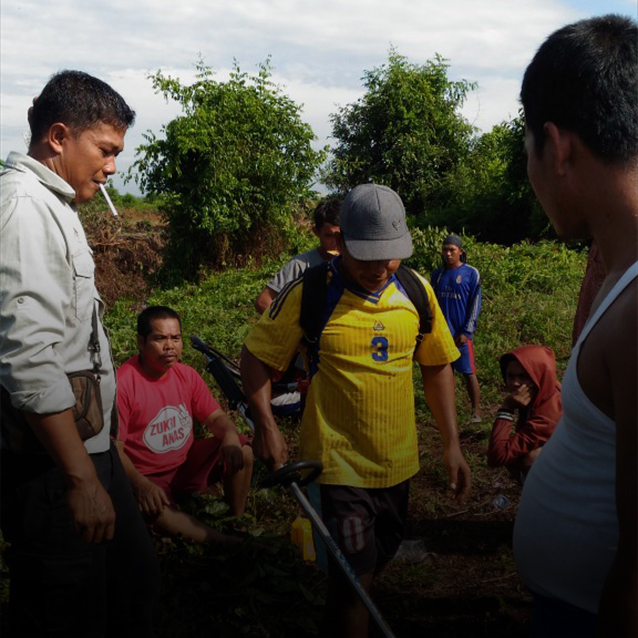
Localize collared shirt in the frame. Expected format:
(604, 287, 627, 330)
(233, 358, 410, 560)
(0, 151, 115, 453)
(245, 260, 459, 488)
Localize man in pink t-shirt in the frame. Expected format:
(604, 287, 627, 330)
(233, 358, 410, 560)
(116, 306, 253, 545)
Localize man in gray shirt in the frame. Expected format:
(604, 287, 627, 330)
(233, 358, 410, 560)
(1, 71, 159, 637)
(254, 197, 341, 313)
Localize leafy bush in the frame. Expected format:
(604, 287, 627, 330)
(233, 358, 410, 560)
(130, 59, 326, 281)
(407, 230, 586, 415)
(325, 49, 476, 217)
(427, 115, 552, 244)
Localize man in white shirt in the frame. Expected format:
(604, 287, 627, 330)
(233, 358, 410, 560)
(513, 15, 637, 638)
(1, 71, 160, 637)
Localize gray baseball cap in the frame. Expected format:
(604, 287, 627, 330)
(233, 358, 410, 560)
(340, 184, 413, 261)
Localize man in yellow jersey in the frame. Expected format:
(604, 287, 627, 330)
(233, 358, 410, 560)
(240, 183, 471, 638)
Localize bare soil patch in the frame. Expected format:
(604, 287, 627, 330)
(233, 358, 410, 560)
(83, 208, 165, 306)
(375, 422, 531, 637)
(148, 416, 532, 637)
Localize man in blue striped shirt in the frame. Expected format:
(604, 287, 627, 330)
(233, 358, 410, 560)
(431, 235, 482, 422)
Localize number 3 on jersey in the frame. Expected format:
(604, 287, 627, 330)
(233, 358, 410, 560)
(371, 336, 389, 362)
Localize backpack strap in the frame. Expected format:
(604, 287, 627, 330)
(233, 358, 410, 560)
(395, 264, 433, 349)
(300, 261, 432, 353)
(299, 260, 330, 345)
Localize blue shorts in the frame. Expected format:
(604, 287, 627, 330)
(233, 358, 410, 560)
(452, 338, 476, 375)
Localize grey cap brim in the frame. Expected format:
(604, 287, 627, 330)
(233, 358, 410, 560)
(343, 232, 413, 261)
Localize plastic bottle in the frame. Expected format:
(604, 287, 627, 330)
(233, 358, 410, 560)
(290, 516, 316, 562)
(492, 494, 510, 509)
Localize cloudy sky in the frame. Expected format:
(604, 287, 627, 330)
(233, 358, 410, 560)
(1, 0, 635, 194)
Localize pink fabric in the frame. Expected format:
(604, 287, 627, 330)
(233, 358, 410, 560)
(117, 356, 220, 476)
(145, 436, 249, 503)
(487, 345, 562, 469)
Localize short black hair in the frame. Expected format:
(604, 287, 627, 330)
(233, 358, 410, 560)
(441, 236, 467, 263)
(313, 197, 341, 229)
(137, 306, 182, 340)
(29, 70, 136, 145)
(521, 14, 638, 163)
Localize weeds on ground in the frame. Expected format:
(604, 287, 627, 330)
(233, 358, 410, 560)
(153, 488, 325, 638)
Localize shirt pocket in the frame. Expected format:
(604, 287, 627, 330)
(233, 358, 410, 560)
(72, 249, 95, 321)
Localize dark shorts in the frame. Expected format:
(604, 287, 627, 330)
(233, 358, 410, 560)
(452, 338, 476, 375)
(145, 434, 251, 504)
(1, 443, 160, 638)
(308, 481, 409, 576)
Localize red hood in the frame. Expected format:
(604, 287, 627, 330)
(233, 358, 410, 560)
(499, 345, 562, 434)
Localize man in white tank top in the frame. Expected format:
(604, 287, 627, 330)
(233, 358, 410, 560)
(514, 15, 637, 638)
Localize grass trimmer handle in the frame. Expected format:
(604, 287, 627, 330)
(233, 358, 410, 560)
(258, 460, 323, 489)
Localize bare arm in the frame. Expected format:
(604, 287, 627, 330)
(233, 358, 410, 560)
(596, 305, 637, 637)
(204, 409, 245, 475)
(420, 363, 471, 502)
(254, 286, 277, 314)
(240, 345, 287, 469)
(115, 442, 238, 546)
(24, 410, 115, 544)
(114, 440, 170, 516)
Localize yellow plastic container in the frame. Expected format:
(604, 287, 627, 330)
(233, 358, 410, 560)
(290, 516, 316, 562)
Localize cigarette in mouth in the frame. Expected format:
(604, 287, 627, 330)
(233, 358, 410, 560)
(99, 183, 119, 217)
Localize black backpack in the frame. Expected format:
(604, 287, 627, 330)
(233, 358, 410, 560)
(299, 261, 433, 352)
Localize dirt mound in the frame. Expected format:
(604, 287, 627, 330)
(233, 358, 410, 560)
(82, 209, 165, 307)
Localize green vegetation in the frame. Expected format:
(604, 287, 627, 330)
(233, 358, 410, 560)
(1, 47, 590, 636)
(325, 52, 545, 244)
(325, 49, 476, 219)
(431, 115, 549, 244)
(130, 59, 326, 281)
(106, 227, 584, 408)
(1, 215, 586, 635)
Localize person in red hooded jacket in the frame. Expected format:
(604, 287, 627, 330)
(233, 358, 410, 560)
(487, 345, 562, 483)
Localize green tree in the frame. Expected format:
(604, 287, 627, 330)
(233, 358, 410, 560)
(325, 49, 476, 217)
(131, 59, 325, 280)
(435, 114, 551, 244)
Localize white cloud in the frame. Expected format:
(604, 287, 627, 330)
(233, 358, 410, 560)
(1, 0, 633, 193)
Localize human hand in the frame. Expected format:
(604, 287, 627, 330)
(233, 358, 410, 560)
(443, 446, 472, 503)
(221, 438, 245, 476)
(502, 384, 533, 411)
(66, 479, 116, 544)
(253, 426, 288, 470)
(455, 333, 469, 346)
(135, 479, 171, 517)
